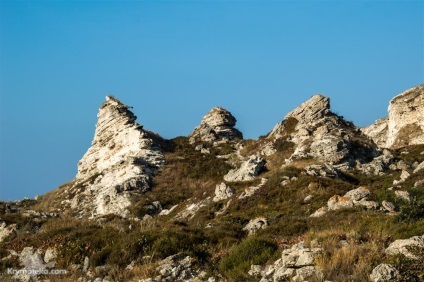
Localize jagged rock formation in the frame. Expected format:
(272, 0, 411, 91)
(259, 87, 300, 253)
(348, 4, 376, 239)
(267, 94, 378, 166)
(249, 242, 323, 281)
(70, 96, 164, 217)
(363, 84, 424, 149)
(189, 107, 243, 144)
(224, 155, 266, 182)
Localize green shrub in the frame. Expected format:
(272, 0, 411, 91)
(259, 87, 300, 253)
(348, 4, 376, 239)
(219, 237, 277, 280)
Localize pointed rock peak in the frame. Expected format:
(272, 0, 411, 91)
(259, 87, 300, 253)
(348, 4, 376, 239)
(189, 106, 243, 144)
(71, 96, 164, 217)
(285, 94, 330, 121)
(267, 93, 377, 165)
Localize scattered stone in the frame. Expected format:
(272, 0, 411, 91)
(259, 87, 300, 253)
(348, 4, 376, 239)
(44, 248, 57, 264)
(238, 178, 268, 199)
(414, 180, 424, 187)
(413, 161, 424, 173)
(386, 235, 424, 259)
(311, 186, 378, 217)
(370, 264, 399, 282)
(243, 217, 268, 235)
(213, 183, 234, 202)
(224, 155, 266, 182)
(395, 190, 411, 202)
(400, 170, 411, 182)
(154, 254, 200, 281)
(303, 195, 313, 203)
(249, 242, 322, 281)
(0, 221, 16, 242)
(310, 207, 328, 218)
(381, 201, 396, 213)
(305, 164, 339, 178)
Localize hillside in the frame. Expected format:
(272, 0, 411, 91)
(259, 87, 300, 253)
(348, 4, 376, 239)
(1, 85, 423, 282)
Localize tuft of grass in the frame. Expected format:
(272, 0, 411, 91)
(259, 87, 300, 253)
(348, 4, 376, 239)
(219, 236, 278, 280)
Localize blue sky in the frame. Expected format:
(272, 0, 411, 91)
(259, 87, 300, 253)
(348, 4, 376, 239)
(0, 0, 423, 201)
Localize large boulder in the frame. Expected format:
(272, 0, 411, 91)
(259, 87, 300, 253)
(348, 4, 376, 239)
(189, 107, 243, 144)
(385, 235, 424, 259)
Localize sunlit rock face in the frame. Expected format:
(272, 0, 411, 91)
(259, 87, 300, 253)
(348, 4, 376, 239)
(363, 84, 424, 149)
(268, 94, 377, 165)
(72, 96, 164, 217)
(189, 107, 243, 144)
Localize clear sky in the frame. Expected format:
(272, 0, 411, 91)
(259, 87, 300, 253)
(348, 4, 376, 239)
(0, 0, 423, 201)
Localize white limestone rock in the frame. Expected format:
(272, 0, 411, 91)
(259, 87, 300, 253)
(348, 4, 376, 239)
(268, 94, 378, 166)
(385, 235, 424, 259)
(243, 217, 268, 236)
(189, 107, 243, 144)
(71, 96, 164, 217)
(363, 84, 424, 149)
(213, 183, 234, 202)
(370, 264, 399, 282)
(224, 155, 266, 182)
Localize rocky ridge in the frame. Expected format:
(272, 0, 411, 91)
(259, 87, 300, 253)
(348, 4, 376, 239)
(1, 85, 424, 282)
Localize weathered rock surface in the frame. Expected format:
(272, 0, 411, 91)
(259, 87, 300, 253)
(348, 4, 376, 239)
(243, 217, 268, 235)
(70, 96, 164, 217)
(311, 186, 378, 217)
(370, 264, 399, 282)
(268, 94, 378, 166)
(362, 118, 389, 148)
(238, 178, 268, 199)
(250, 242, 322, 281)
(385, 235, 424, 259)
(0, 221, 16, 242)
(213, 183, 234, 202)
(189, 107, 243, 144)
(224, 155, 266, 182)
(363, 84, 424, 149)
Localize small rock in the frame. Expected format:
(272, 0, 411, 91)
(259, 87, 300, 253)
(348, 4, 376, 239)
(303, 195, 313, 203)
(243, 217, 268, 235)
(327, 195, 354, 211)
(248, 265, 263, 276)
(394, 190, 411, 202)
(370, 264, 399, 282)
(213, 183, 234, 202)
(400, 170, 410, 181)
(344, 186, 370, 201)
(381, 201, 396, 213)
(413, 161, 424, 173)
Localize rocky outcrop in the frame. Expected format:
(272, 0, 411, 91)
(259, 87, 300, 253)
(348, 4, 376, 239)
(189, 107, 243, 144)
(224, 155, 266, 182)
(267, 94, 378, 166)
(385, 235, 424, 259)
(311, 187, 378, 217)
(249, 242, 322, 281)
(363, 84, 424, 149)
(370, 264, 399, 282)
(70, 96, 164, 217)
(213, 183, 234, 202)
(362, 118, 389, 148)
